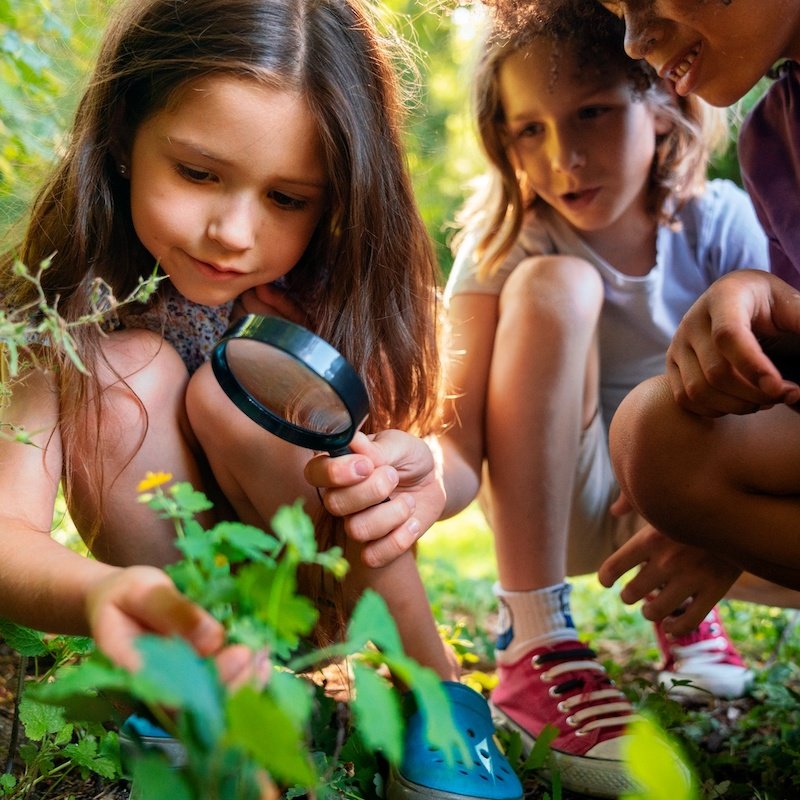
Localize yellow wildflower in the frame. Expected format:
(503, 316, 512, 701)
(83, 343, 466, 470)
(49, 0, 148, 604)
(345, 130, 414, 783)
(137, 471, 173, 492)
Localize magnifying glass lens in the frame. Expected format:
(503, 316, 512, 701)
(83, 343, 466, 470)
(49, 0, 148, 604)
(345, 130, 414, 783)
(224, 337, 352, 436)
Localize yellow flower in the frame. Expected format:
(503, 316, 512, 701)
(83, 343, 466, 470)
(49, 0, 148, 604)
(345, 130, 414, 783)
(137, 471, 173, 492)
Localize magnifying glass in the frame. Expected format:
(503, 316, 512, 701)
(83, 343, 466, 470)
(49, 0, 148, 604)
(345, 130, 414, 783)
(211, 314, 369, 456)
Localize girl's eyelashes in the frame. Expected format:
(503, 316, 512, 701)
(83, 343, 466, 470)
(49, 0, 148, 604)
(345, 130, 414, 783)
(509, 106, 614, 139)
(510, 122, 544, 139)
(578, 105, 612, 120)
(268, 190, 309, 211)
(174, 163, 311, 211)
(175, 163, 217, 182)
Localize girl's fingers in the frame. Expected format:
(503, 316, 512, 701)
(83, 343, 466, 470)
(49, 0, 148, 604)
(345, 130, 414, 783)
(343, 494, 416, 544)
(358, 520, 424, 568)
(215, 645, 271, 690)
(320, 465, 400, 517)
(304, 450, 377, 491)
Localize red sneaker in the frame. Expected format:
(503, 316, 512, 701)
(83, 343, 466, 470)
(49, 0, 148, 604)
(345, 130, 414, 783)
(655, 606, 753, 699)
(491, 641, 637, 798)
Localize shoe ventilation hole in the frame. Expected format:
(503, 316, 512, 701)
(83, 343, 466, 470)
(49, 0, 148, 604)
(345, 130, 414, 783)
(466, 728, 475, 738)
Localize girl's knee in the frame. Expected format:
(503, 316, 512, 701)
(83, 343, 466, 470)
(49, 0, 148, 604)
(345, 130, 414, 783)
(98, 329, 189, 412)
(499, 254, 603, 327)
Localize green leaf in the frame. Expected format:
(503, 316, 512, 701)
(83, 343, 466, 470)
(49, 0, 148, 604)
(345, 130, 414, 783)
(211, 521, 280, 564)
(621, 716, 698, 800)
(271, 501, 317, 559)
(522, 723, 558, 771)
(0, 619, 49, 656)
(18, 695, 70, 741)
(269, 669, 313, 729)
(347, 589, 403, 657)
(132, 636, 225, 743)
(226, 685, 316, 786)
(239, 562, 319, 657)
(170, 481, 214, 516)
(390, 660, 467, 765)
(352, 662, 404, 765)
(62, 737, 120, 779)
(130, 754, 194, 800)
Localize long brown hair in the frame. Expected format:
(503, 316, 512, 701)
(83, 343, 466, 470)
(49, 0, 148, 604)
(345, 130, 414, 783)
(455, 0, 726, 279)
(2, 0, 441, 491)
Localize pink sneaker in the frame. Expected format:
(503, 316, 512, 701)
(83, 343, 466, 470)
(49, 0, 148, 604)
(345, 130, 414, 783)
(655, 606, 753, 699)
(491, 641, 638, 798)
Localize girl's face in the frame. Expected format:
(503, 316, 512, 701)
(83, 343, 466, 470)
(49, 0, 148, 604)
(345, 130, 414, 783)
(499, 40, 669, 244)
(128, 75, 328, 307)
(601, 1, 800, 106)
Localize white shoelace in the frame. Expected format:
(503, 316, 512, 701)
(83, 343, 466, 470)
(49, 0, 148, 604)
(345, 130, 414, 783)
(538, 658, 639, 734)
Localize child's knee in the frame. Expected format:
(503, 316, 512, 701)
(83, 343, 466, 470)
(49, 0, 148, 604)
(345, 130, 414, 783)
(499, 254, 603, 326)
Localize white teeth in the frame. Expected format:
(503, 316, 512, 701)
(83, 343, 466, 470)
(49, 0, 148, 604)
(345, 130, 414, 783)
(669, 45, 699, 81)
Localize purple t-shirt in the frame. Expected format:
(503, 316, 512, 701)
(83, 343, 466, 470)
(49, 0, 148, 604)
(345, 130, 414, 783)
(739, 62, 800, 290)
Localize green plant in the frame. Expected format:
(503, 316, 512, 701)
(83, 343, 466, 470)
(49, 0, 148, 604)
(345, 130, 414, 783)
(0, 623, 117, 798)
(11, 477, 465, 799)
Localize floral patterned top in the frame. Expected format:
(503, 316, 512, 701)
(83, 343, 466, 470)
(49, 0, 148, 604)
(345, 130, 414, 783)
(117, 281, 234, 374)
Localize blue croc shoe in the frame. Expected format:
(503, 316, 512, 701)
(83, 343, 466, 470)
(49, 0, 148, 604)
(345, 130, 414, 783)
(119, 714, 187, 771)
(388, 681, 523, 800)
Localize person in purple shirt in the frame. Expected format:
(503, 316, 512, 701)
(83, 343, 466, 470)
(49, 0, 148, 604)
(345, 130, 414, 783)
(584, 0, 800, 630)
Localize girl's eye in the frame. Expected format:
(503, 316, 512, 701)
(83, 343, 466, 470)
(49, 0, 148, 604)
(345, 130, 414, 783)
(513, 122, 543, 139)
(269, 190, 309, 211)
(579, 106, 611, 120)
(176, 163, 215, 182)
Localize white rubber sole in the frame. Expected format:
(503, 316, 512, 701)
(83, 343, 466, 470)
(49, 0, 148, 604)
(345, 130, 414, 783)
(490, 704, 637, 799)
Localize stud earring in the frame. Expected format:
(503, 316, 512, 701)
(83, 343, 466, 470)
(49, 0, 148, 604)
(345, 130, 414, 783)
(118, 163, 129, 177)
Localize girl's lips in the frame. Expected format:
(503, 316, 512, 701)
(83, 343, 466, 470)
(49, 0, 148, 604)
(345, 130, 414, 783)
(561, 187, 600, 210)
(190, 254, 247, 281)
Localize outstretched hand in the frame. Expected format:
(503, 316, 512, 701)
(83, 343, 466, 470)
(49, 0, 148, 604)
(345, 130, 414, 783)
(666, 270, 800, 417)
(304, 430, 446, 568)
(86, 566, 263, 688)
(598, 517, 742, 636)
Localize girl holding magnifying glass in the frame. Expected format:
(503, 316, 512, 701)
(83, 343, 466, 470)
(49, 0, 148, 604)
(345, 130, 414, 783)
(0, 1, 523, 796)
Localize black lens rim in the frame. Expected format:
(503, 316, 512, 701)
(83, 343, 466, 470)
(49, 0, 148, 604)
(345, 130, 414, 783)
(211, 314, 369, 452)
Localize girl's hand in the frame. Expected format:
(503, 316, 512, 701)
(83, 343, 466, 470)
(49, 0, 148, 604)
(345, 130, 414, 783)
(666, 270, 800, 417)
(86, 566, 264, 687)
(234, 283, 308, 325)
(597, 524, 742, 635)
(304, 430, 446, 568)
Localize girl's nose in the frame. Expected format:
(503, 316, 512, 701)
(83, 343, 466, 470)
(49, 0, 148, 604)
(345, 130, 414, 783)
(550, 134, 586, 173)
(207, 197, 257, 251)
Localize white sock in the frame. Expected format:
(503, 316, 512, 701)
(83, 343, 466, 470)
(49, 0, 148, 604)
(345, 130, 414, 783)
(494, 582, 577, 664)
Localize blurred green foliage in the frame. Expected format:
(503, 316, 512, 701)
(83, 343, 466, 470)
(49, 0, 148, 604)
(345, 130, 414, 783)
(0, 0, 111, 232)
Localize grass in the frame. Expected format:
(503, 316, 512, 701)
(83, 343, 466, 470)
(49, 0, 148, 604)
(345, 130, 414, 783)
(418, 504, 800, 799)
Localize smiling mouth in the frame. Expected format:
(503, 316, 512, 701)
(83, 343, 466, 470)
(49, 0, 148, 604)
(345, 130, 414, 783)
(664, 43, 700, 83)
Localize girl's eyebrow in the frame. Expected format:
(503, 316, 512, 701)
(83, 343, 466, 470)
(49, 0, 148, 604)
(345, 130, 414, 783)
(166, 136, 328, 189)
